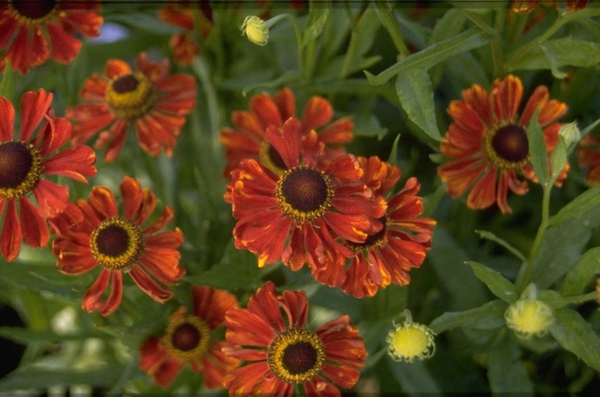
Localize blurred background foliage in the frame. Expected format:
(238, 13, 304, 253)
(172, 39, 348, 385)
(1, 0, 600, 396)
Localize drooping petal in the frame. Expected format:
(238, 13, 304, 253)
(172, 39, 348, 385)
(129, 266, 173, 302)
(0, 200, 21, 261)
(46, 22, 82, 64)
(0, 96, 15, 141)
(19, 89, 53, 142)
(19, 197, 49, 248)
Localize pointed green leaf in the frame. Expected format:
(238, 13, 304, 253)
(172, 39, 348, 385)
(386, 134, 401, 167)
(395, 69, 441, 142)
(429, 299, 508, 334)
(302, 8, 330, 47)
(365, 27, 492, 86)
(549, 137, 568, 184)
(488, 333, 534, 395)
(549, 308, 600, 372)
(0, 365, 126, 391)
(549, 183, 600, 226)
(475, 230, 527, 263)
(0, 327, 107, 344)
(527, 106, 549, 187)
(560, 247, 600, 297)
(428, 8, 467, 45)
(466, 261, 518, 303)
(508, 38, 600, 72)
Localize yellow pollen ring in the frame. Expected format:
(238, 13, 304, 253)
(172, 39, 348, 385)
(7, 0, 59, 26)
(0, 141, 42, 200)
(162, 315, 211, 362)
(267, 328, 325, 385)
(483, 122, 530, 170)
(105, 72, 156, 121)
(259, 141, 286, 176)
(275, 166, 333, 224)
(89, 217, 144, 271)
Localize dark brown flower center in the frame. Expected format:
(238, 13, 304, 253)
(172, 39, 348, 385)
(276, 167, 333, 223)
(89, 217, 144, 271)
(347, 217, 387, 250)
(172, 323, 201, 352)
(112, 74, 140, 94)
(0, 142, 33, 189)
(281, 341, 319, 375)
(95, 224, 130, 258)
(267, 328, 325, 384)
(491, 124, 529, 163)
(11, 0, 57, 20)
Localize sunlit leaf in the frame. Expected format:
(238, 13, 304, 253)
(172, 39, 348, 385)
(429, 299, 507, 334)
(466, 261, 519, 303)
(560, 247, 600, 297)
(549, 308, 600, 372)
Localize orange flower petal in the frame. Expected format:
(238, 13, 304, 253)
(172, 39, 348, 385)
(129, 266, 173, 302)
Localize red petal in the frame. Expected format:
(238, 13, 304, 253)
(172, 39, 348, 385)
(302, 96, 333, 133)
(42, 145, 97, 183)
(223, 362, 271, 397)
(250, 93, 282, 130)
(265, 117, 301, 169)
(0, 96, 15, 141)
(129, 266, 173, 302)
(0, 200, 21, 261)
(139, 336, 169, 374)
(97, 271, 124, 316)
(120, 176, 143, 219)
(88, 186, 118, 219)
(19, 89, 53, 142)
(192, 286, 238, 329)
(19, 197, 49, 248)
(82, 269, 111, 313)
(153, 357, 185, 388)
(225, 307, 276, 347)
(274, 88, 296, 121)
(47, 22, 82, 64)
(247, 281, 286, 333)
(105, 59, 131, 79)
(201, 341, 240, 389)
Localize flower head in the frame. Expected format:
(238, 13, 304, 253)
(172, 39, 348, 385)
(0, 0, 102, 73)
(319, 156, 436, 298)
(223, 281, 366, 396)
(66, 53, 197, 162)
(219, 87, 354, 178)
(225, 117, 385, 279)
(50, 176, 185, 316)
(140, 285, 239, 388)
(0, 89, 96, 261)
(241, 16, 269, 46)
(437, 75, 569, 214)
(387, 320, 436, 362)
(505, 298, 554, 338)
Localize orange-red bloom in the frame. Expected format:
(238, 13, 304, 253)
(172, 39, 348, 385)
(50, 176, 185, 316)
(577, 134, 600, 186)
(0, 89, 96, 261)
(511, 0, 589, 12)
(219, 87, 354, 178)
(225, 117, 385, 277)
(0, 0, 102, 73)
(437, 75, 569, 214)
(66, 53, 197, 162)
(316, 156, 436, 298)
(223, 281, 366, 397)
(140, 285, 239, 388)
(158, 0, 213, 66)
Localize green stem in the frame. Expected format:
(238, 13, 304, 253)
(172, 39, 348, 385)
(279, 14, 305, 78)
(374, 2, 410, 58)
(516, 183, 552, 291)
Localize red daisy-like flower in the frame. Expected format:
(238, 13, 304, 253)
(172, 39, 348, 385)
(0, 89, 96, 261)
(225, 117, 385, 277)
(50, 176, 185, 316)
(157, 0, 213, 66)
(312, 156, 436, 298)
(577, 134, 600, 186)
(223, 281, 367, 397)
(437, 74, 569, 214)
(219, 87, 354, 178)
(139, 285, 239, 389)
(66, 52, 197, 162)
(0, 0, 102, 73)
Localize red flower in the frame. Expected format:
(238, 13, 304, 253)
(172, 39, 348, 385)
(140, 285, 239, 389)
(158, 0, 213, 66)
(437, 75, 568, 214)
(50, 176, 185, 316)
(577, 134, 600, 186)
(313, 156, 436, 298)
(223, 281, 366, 397)
(219, 87, 354, 178)
(0, 0, 102, 73)
(0, 89, 96, 261)
(66, 53, 197, 162)
(225, 117, 385, 278)
(510, 0, 589, 12)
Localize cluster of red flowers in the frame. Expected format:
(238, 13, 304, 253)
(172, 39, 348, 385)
(222, 88, 436, 298)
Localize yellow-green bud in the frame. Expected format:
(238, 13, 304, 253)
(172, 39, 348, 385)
(386, 322, 436, 362)
(505, 299, 554, 338)
(241, 16, 269, 46)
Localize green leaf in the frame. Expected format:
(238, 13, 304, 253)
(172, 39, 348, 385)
(538, 289, 599, 309)
(560, 247, 600, 297)
(395, 69, 441, 142)
(508, 38, 600, 72)
(549, 308, 600, 372)
(353, 7, 381, 59)
(488, 333, 534, 395)
(0, 327, 107, 344)
(365, 27, 492, 86)
(429, 299, 508, 334)
(302, 8, 330, 47)
(387, 356, 442, 394)
(0, 365, 126, 391)
(352, 112, 388, 139)
(530, 217, 592, 289)
(428, 8, 467, 45)
(549, 183, 600, 226)
(549, 137, 568, 184)
(527, 106, 549, 187)
(475, 230, 527, 263)
(386, 134, 401, 168)
(466, 261, 519, 303)
(0, 61, 14, 102)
